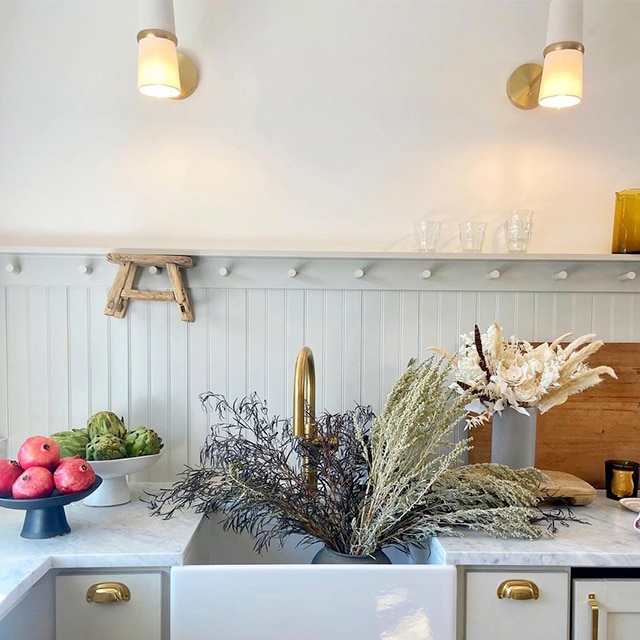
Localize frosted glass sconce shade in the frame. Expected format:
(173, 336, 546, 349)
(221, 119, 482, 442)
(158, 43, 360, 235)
(137, 34, 181, 98)
(538, 46, 583, 108)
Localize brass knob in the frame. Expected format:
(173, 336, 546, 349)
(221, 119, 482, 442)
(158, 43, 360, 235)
(496, 579, 540, 601)
(86, 581, 131, 603)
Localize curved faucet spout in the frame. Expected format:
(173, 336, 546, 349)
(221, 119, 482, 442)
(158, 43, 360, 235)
(293, 346, 316, 440)
(293, 346, 318, 489)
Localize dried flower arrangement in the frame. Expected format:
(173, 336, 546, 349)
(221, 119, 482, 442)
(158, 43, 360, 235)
(443, 322, 617, 420)
(147, 356, 560, 557)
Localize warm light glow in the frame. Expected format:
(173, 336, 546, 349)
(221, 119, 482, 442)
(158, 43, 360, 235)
(137, 35, 181, 99)
(538, 47, 583, 109)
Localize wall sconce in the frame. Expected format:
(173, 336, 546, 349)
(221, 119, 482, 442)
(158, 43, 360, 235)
(137, 0, 198, 100)
(507, 0, 584, 110)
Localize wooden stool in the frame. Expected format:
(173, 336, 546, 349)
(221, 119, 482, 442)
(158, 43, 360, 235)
(104, 253, 194, 322)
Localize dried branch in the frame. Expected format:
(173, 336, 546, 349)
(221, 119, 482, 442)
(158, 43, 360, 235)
(146, 358, 565, 557)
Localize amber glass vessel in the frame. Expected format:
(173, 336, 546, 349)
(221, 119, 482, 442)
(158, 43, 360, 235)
(612, 188, 640, 253)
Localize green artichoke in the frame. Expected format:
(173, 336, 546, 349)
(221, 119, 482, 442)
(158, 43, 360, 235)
(50, 429, 90, 459)
(86, 434, 127, 461)
(124, 427, 164, 457)
(87, 411, 127, 441)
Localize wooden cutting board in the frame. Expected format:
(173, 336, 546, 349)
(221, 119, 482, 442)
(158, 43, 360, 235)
(538, 470, 597, 505)
(467, 344, 640, 489)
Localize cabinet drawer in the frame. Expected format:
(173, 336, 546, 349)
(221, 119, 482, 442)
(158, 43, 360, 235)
(465, 569, 569, 640)
(56, 572, 162, 640)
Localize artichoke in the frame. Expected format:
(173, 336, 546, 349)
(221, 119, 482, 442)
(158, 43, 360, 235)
(86, 434, 127, 461)
(124, 427, 164, 457)
(87, 411, 127, 441)
(50, 429, 90, 459)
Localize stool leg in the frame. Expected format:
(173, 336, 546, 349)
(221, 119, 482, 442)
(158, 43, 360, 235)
(104, 263, 135, 317)
(167, 263, 194, 322)
(114, 265, 138, 318)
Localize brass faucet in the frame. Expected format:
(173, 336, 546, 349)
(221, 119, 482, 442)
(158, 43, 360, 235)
(293, 346, 318, 488)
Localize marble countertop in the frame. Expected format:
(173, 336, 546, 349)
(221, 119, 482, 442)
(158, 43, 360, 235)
(431, 492, 640, 568)
(0, 483, 202, 620)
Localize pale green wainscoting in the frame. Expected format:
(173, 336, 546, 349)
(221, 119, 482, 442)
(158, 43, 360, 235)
(0, 249, 638, 481)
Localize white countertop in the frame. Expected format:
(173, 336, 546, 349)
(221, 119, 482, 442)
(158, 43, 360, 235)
(431, 492, 640, 568)
(1, 486, 639, 621)
(0, 483, 203, 619)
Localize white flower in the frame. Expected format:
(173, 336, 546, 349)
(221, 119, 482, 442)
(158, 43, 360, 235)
(495, 358, 529, 386)
(445, 322, 616, 418)
(511, 377, 540, 406)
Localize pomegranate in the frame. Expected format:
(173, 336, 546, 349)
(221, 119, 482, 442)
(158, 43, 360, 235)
(12, 466, 55, 499)
(17, 436, 60, 471)
(53, 457, 96, 494)
(0, 459, 24, 497)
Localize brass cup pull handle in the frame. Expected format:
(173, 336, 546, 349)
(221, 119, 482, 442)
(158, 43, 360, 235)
(496, 579, 540, 601)
(589, 593, 599, 640)
(86, 581, 131, 604)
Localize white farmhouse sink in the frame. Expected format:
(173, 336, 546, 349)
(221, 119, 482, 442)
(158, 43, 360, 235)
(172, 564, 456, 639)
(171, 518, 456, 639)
(192, 515, 431, 565)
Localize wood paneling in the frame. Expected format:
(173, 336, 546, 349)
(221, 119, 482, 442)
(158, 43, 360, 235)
(468, 344, 640, 488)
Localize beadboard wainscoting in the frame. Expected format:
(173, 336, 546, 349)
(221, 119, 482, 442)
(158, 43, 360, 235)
(1, 250, 639, 482)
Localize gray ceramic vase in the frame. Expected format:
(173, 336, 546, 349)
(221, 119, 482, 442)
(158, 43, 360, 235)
(311, 545, 391, 564)
(491, 406, 537, 468)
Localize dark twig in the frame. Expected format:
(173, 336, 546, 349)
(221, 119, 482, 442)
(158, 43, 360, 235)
(146, 392, 375, 554)
(474, 324, 491, 380)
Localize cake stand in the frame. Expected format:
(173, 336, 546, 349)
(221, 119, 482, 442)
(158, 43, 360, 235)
(0, 476, 102, 538)
(83, 453, 162, 507)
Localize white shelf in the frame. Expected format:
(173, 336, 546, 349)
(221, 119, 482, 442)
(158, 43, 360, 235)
(0, 248, 638, 293)
(1, 246, 640, 261)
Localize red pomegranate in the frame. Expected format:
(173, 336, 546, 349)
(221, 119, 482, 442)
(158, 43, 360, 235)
(53, 458, 96, 494)
(0, 459, 24, 498)
(17, 436, 60, 471)
(12, 466, 55, 499)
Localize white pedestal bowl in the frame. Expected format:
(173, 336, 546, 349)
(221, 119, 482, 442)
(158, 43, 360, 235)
(84, 453, 162, 507)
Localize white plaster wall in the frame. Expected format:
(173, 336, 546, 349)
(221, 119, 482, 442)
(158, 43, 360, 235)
(0, 0, 638, 253)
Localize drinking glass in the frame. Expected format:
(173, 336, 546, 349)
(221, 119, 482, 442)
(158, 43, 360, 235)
(458, 222, 486, 253)
(413, 220, 442, 252)
(504, 210, 533, 253)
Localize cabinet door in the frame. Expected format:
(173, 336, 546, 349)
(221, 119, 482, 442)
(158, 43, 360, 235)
(465, 569, 569, 640)
(56, 572, 162, 640)
(0, 571, 55, 639)
(573, 579, 640, 640)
